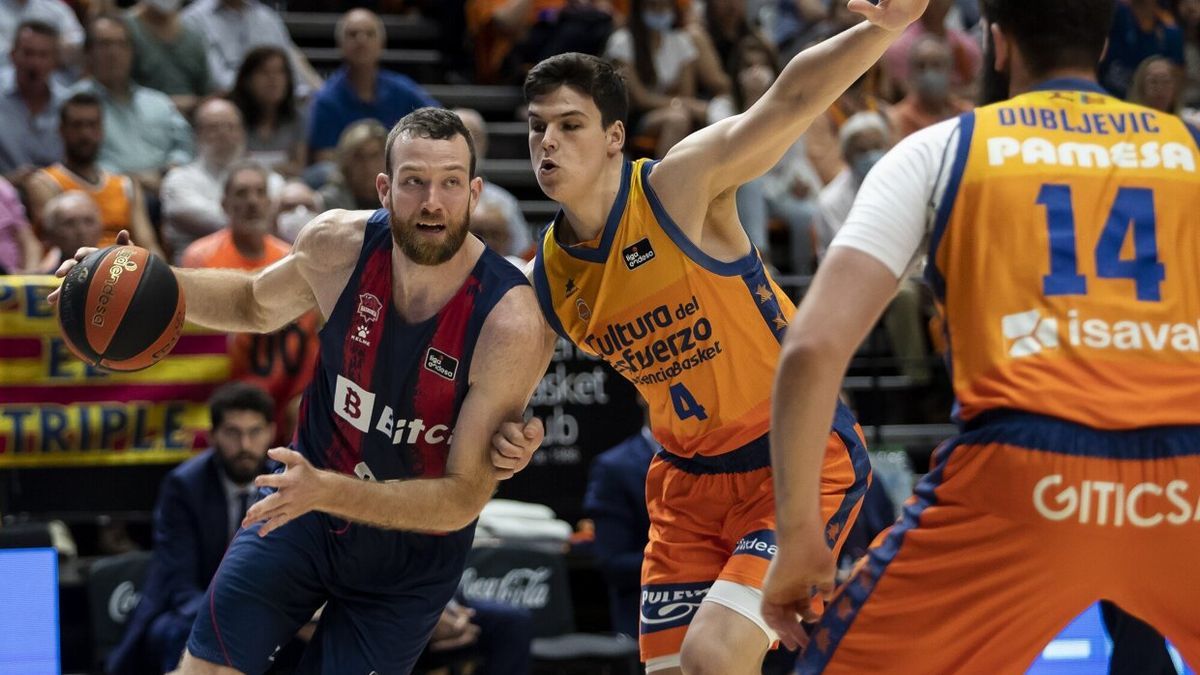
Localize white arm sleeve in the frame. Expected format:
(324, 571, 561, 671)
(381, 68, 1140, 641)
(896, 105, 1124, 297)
(828, 117, 963, 278)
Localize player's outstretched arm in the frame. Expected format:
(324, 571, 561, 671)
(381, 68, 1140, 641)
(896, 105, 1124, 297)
(175, 210, 364, 332)
(761, 246, 898, 649)
(246, 285, 556, 535)
(653, 0, 927, 206)
(48, 211, 365, 333)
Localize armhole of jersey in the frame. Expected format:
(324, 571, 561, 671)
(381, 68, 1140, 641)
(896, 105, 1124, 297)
(1185, 120, 1200, 154)
(640, 160, 759, 277)
(532, 245, 570, 341)
(924, 112, 976, 300)
(323, 209, 387, 326)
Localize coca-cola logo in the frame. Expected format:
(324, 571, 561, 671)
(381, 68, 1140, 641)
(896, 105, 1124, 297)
(108, 580, 140, 623)
(459, 566, 551, 609)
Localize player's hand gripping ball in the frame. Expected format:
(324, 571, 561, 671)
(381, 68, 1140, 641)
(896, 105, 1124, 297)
(56, 245, 186, 372)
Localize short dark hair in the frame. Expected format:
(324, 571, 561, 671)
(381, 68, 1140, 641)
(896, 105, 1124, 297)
(60, 91, 102, 125)
(209, 382, 275, 429)
(222, 159, 271, 197)
(980, 0, 1114, 77)
(384, 107, 476, 178)
(524, 53, 628, 129)
(11, 19, 58, 50)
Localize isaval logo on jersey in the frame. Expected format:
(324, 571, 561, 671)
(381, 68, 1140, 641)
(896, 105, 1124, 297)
(425, 348, 459, 380)
(622, 238, 655, 270)
(1001, 309, 1059, 358)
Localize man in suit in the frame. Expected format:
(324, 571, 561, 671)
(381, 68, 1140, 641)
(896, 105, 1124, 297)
(107, 382, 276, 675)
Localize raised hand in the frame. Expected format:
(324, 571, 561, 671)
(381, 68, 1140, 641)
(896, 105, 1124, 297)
(847, 0, 929, 33)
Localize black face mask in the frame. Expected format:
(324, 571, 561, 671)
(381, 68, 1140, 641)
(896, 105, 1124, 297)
(979, 22, 1012, 106)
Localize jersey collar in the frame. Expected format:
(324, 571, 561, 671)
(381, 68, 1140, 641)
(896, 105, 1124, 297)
(551, 159, 632, 263)
(1028, 77, 1108, 95)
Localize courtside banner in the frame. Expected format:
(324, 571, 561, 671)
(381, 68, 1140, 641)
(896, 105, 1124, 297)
(0, 275, 230, 467)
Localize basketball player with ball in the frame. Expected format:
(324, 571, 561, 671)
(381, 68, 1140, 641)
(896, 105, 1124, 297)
(50, 108, 553, 674)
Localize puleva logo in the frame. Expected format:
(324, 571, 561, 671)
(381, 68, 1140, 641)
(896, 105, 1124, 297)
(640, 581, 710, 632)
(1001, 309, 1059, 358)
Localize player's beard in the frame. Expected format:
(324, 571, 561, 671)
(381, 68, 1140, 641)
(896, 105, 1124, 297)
(389, 195, 472, 266)
(979, 23, 1011, 106)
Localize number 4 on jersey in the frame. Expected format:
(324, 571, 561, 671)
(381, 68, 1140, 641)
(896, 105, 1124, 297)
(1039, 184, 1165, 301)
(669, 383, 708, 421)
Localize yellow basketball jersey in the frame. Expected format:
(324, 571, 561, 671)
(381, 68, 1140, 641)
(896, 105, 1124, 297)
(930, 79, 1200, 429)
(534, 159, 793, 458)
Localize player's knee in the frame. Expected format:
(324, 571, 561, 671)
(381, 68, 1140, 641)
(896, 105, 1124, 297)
(678, 631, 758, 675)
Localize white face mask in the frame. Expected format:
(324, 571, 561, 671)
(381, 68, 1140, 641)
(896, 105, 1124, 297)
(276, 206, 315, 243)
(145, 0, 183, 13)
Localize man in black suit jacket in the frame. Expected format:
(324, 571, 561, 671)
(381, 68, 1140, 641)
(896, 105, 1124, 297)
(107, 382, 276, 675)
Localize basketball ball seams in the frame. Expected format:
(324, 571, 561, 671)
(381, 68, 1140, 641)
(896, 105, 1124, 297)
(101, 289, 187, 372)
(105, 254, 180, 362)
(56, 246, 106, 365)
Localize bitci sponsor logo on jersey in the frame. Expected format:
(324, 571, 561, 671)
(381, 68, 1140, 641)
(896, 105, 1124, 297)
(1001, 308, 1200, 358)
(334, 375, 452, 446)
(622, 238, 656, 270)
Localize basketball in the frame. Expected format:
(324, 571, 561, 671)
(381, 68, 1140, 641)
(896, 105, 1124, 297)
(56, 244, 186, 372)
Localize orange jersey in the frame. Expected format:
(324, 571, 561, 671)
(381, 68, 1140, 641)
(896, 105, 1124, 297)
(40, 165, 133, 246)
(179, 229, 291, 270)
(929, 83, 1200, 429)
(534, 159, 793, 458)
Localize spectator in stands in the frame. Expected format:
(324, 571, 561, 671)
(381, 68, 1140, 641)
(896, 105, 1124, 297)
(0, 176, 40, 274)
(881, 0, 980, 99)
(456, 107, 533, 258)
(1128, 55, 1182, 114)
(0, 0, 84, 76)
(25, 92, 163, 256)
(161, 97, 284, 262)
(507, 0, 616, 81)
(179, 160, 288, 270)
(0, 21, 64, 184)
(414, 596, 535, 675)
(887, 35, 972, 140)
(816, 112, 930, 386)
(605, 0, 722, 158)
(1179, 0, 1200, 108)
(715, 36, 823, 274)
(1099, 0, 1184, 100)
(583, 419, 655, 638)
(106, 382, 277, 675)
(124, 0, 211, 118)
(466, 0, 565, 84)
(228, 45, 308, 179)
(801, 46, 887, 184)
(274, 179, 323, 244)
(33, 190, 99, 273)
(318, 119, 388, 211)
(71, 15, 194, 196)
(308, 9, 439, 166)
(181, 0, 322, 96)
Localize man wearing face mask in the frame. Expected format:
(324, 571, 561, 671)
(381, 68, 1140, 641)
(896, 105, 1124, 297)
(161, 97, 284, 262)
(274, 180, 323, 244)
(888, 34, 973, 140)
(813, 111, 890, 255)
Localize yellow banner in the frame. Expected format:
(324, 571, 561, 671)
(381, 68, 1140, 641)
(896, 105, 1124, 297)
(0, 275, 230, 467)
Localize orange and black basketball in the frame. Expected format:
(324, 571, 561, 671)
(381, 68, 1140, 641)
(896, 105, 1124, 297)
(56, 245, 186, 372)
